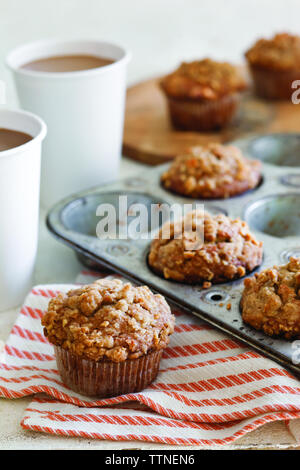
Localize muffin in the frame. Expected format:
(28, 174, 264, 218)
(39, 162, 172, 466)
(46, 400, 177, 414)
(245, 32, 300, 100)
(148, 210, 263, 285)
(161, 143, 262, 199)
(160, 58, 247, 131)
(42, 278, 175, 397)
(241, 257, 300, 339)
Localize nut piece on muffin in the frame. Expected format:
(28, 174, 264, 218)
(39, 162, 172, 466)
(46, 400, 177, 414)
(160, 58, 247, 131)
(148, 210, 263, 285)
(42, 278, 175, 397)
(241, 257, 300, 339)
(161, 143, 262, 199)
(245, 32, 300, 100)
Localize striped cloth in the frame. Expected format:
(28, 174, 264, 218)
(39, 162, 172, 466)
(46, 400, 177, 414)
(1, 270, 300, 446)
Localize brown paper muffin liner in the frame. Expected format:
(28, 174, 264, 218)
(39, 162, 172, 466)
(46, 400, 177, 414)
(166, 93, 239, 131)
(249, 64, 300, 100)
(54, 345, 163, 397)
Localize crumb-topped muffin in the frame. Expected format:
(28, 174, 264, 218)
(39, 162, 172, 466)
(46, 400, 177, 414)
(148, 211, 263, 285)
(161, 143, 262, 199)
(245, 32, 300, 99)
(160, 58, 247, 131)
(241, 257, 300, 339)
(42, 278, 175, 397)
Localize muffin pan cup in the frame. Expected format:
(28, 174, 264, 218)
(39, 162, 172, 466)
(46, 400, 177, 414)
(47, 134, 300, 376)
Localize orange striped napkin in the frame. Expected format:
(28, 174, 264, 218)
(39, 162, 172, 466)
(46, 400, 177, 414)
(1, 271, 300, 446)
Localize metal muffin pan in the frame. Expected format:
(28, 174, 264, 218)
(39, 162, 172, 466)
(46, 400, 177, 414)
(47, 133, 300, 375)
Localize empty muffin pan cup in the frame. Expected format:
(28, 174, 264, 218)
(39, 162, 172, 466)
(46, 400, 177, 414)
(244, 193, 300, 238)
(233, 133, 300, 168)
(47, 133, 300, 376)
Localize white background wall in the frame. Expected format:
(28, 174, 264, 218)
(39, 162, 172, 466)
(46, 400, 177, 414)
(1, 0, 300, 105)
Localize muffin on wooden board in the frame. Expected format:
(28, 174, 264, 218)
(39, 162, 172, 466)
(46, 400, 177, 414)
(148, 210, 263, 286)
(245, 32, 300, 100)
(241, 257, 300, 339)
(160, 58, 247, 131)
(161, 143, 262, 199)
(42, 278, 175, 397)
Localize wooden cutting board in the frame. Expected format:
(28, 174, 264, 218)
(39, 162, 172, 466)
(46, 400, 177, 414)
(122, 77, 300, 165)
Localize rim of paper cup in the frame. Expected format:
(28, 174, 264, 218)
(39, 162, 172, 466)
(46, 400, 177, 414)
(6, 38, 132, 79)
(0, 108, 47, 159)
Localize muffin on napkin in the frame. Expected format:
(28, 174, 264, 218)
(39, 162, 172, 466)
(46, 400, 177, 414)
(42, 278, 175, 397)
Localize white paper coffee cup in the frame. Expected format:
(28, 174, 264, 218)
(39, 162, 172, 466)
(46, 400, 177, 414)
(6, 39, 131, 207)
(0, 109, 46, 311)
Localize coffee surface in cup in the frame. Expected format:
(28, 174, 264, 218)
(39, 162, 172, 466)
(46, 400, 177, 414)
(21, 54, 114, 72)
(0, 128, 33, 151)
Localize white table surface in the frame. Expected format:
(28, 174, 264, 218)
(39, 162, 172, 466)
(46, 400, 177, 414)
(1, 0, 300, 450)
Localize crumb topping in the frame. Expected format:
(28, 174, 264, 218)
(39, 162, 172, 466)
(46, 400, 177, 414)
(161, 143, 262, 199)
(148, 211, 263, 285)
(161, 58, 247, 100)
(241, 257, 300, 339)
(246, 33, 300, 70)
(42, 279, 175, 362)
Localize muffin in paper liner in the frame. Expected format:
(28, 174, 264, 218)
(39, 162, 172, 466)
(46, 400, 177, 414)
(42, 278, 175, 398)
(245, 33, 300, 100)
(166, 93, 240, 131)
(54, 345, 163, 397)
(248, 65, 300, 100)
(160, 58, 247, 131)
